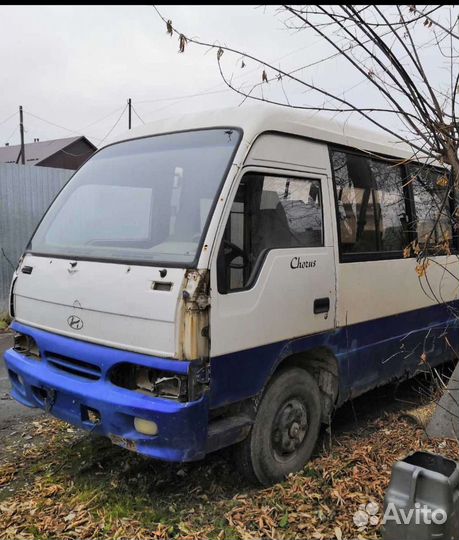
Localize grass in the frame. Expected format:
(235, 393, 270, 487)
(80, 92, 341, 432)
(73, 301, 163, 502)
(0, 313, 10, 331)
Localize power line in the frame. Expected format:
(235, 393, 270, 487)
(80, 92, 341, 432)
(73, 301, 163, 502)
(131, 104, 145, 124)
(135, 50, 343, 120)
(152, 5, 338, 94)
(3, 104, 137, 147)
(137, 88, 231, 104)
(20, 109, 103, 145)
(24, 110, 82, 137)
(77, 106, 125, 132)
(136, 6, 344, 119)
(149, 5, 373, 105)
(5, 125, 18, 143)
(135, 27, 331, 115)
(139, 7, 367, 120)
(60, 147, 96, 157)
(205, 6, 447, 127)
(306, 19, 453, 120)
(10, 105, 136, 147)
(0, 111, 17, 128)
(99, 104, 128, 144)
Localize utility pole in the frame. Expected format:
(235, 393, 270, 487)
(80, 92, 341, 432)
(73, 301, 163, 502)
(19, 105, 25, 164)
(128, 98, 132, 130)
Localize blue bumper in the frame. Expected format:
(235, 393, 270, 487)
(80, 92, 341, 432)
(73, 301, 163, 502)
(4, 322, 209, 462)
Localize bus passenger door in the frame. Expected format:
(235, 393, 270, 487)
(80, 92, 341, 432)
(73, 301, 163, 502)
(209, 169, 337, 404)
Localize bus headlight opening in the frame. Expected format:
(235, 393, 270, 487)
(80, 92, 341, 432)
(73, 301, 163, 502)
(109, 363, 189, 401)
(13, 333, 41, 359)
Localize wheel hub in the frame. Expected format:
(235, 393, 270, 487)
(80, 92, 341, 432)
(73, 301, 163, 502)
(289, 422, 300, 438)
(272, 398, 308, 459)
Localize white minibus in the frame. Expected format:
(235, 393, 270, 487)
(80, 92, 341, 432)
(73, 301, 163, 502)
(5, 105, 458, 485)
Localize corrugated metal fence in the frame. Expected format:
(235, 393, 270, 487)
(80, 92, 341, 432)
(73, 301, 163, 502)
(0, 163, 72, 312)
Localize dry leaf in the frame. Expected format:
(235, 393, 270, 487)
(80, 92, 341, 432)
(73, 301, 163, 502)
(436, 176, 448, 187)
(179, 34, 188, 53)
(415, 260, 429, 277)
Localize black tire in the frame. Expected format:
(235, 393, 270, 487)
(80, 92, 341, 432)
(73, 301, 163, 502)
(234, 367, 322, 486)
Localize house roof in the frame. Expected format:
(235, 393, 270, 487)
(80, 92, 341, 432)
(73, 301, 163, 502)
(0, 136, 96, 165)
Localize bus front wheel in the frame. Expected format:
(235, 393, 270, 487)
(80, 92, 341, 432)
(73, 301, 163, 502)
(234, 367, 322, 486)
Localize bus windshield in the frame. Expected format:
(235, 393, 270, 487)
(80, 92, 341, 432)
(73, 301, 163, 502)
(29, 128, 241, 265)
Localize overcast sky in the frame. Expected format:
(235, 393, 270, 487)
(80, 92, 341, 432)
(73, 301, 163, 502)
(0, 5, 450, 149)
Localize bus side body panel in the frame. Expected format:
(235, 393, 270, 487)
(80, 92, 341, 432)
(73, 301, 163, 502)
(336, 258, 459, 397)
(209, 300, 459, 408)
(208, 132, 459, 411)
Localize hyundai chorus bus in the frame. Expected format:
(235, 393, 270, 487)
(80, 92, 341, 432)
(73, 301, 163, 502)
(5, 105, 459, 485)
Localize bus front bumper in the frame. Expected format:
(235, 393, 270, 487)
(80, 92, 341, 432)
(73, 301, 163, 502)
(4, 322, 209, 462)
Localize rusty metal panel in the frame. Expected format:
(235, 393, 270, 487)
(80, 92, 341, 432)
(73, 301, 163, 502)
(0, 163, 72, 312)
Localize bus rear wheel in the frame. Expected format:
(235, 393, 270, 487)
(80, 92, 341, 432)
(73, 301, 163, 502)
(234, 367, 322, 486)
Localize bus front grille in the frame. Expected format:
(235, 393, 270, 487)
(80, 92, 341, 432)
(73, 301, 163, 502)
(46, 352, 101, 381)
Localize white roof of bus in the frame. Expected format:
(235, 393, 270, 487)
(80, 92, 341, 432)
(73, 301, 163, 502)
(112, 103, 422, 162)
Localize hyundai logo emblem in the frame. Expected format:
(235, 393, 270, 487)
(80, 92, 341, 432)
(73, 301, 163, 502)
(67, 315, 83, 330)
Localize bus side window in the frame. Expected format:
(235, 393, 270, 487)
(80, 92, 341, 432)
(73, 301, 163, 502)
(407, 164, 453, 249)
(217, 173, 323, 293)
(331, 149, 409, 256)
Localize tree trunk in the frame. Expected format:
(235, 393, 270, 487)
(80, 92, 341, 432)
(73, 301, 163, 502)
(427, 361, 459, 439)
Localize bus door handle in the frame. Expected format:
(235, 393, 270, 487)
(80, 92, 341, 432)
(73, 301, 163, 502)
(314, 297, 330, 314)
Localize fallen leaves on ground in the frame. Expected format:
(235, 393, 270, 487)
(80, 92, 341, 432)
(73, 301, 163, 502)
(0, 405, 458, 539)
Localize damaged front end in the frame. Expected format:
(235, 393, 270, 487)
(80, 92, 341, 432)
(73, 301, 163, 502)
(178, 268, 210, 362)
(109, 268, 211, 403)
(6, 321, 211, 462)
(5, 268, 214, 462)
(109, 362, 207, 402)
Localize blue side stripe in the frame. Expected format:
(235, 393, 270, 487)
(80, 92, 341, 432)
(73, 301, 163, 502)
(209, 301, 459, 409)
